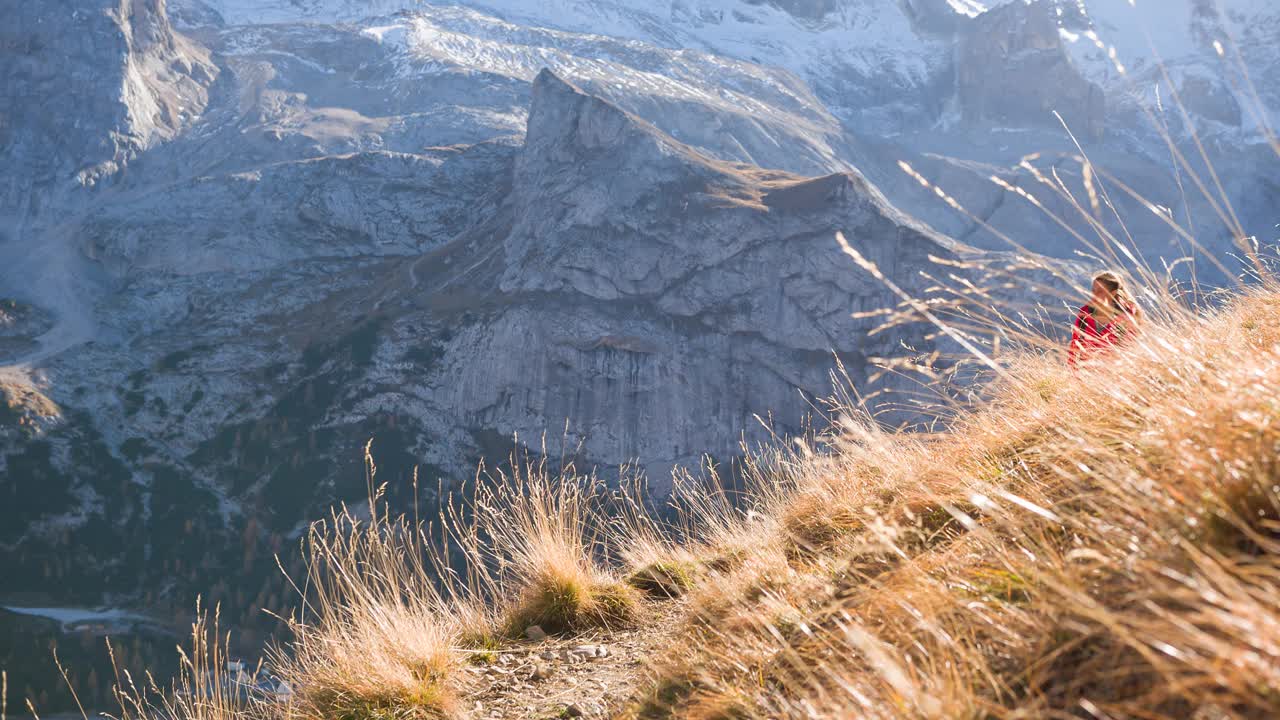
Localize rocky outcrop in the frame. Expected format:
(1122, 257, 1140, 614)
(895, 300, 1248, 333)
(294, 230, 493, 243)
(755, 0, 840, 21)
(433, 71, 967, 478)
(902, 0, 964, 34)
(0, 0, 216, 202)
(504, 71, 946, 306)
(0, 300, 55, 361)
(82, 141, 516, 274)
(1177, 72, 1243, 127)
(956, 0, 1105, 139)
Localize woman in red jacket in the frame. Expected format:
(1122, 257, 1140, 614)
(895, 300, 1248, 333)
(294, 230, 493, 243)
(1068, 271, 1144, 368)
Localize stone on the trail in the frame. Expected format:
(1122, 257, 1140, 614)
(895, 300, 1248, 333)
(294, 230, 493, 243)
(564, 703, 586, 717)
(525, 625, 548, 641)
(565, 644, 608, 661)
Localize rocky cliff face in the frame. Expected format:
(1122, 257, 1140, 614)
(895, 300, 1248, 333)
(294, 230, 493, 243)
(957, 1, 1106, 139)
(434, 70, 965, 477)
(759, 0, 841, 21)
(0, 0, 216, 202)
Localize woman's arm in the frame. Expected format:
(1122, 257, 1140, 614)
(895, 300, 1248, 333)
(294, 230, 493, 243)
(1068, 308, 1087, 367)
(1120, 302, 1145, 337)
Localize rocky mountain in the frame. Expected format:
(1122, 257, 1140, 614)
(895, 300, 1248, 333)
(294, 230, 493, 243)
(0, 0, 1276, 710)
(2, 0, 216, 201)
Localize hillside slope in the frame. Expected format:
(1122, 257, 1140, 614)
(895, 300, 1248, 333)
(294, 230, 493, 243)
(156, 281, 1278, 720)
(616, 285, 1280, 718)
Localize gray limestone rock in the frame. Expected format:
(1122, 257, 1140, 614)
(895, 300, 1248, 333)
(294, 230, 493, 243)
(956, 1, 1105, 139)
(426, 70, 970, 482)
(0, 0, 216, 201)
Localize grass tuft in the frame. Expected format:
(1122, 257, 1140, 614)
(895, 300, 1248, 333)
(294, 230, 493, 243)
(504, 574, 639, 636)
(268, 450, 464, 720)
(627, 560, 699, 598)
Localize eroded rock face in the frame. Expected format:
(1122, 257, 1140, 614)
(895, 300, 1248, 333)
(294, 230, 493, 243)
(957, 0, 1105, 138)
(1178, 73, 1243, 127)
(901, 0, 962, 34)
(0, 300, 55, 361)
(0, 0, 216, 200)
(753, 0, 841, 21)
(82, 142, 517, 274)
(441, 71, 965, 477)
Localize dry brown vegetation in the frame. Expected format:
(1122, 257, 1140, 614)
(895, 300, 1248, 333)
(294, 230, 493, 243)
(201, 277, 1276, 720)
(57, 277, 1280, 720)
(261, 453, 648, 720)
(619, 283, 1280, 719)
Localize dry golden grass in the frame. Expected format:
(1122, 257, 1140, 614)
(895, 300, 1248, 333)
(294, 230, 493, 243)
(92, 602, 265, 720)
(621, 283, 1280, 719)
(262, 454, 642, 720)
(476, 462, 641, 636)
(271, 510, 462, 720)
(251, 449, 476, 720)
(67, 282, 1280, 720)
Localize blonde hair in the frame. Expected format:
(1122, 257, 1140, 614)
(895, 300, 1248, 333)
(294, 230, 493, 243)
(1093, 271, 1135, 313)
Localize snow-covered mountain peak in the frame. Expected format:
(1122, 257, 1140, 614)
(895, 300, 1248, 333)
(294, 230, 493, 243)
(1060, 0, 1279, 76)
(179, 0, 952, 114)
